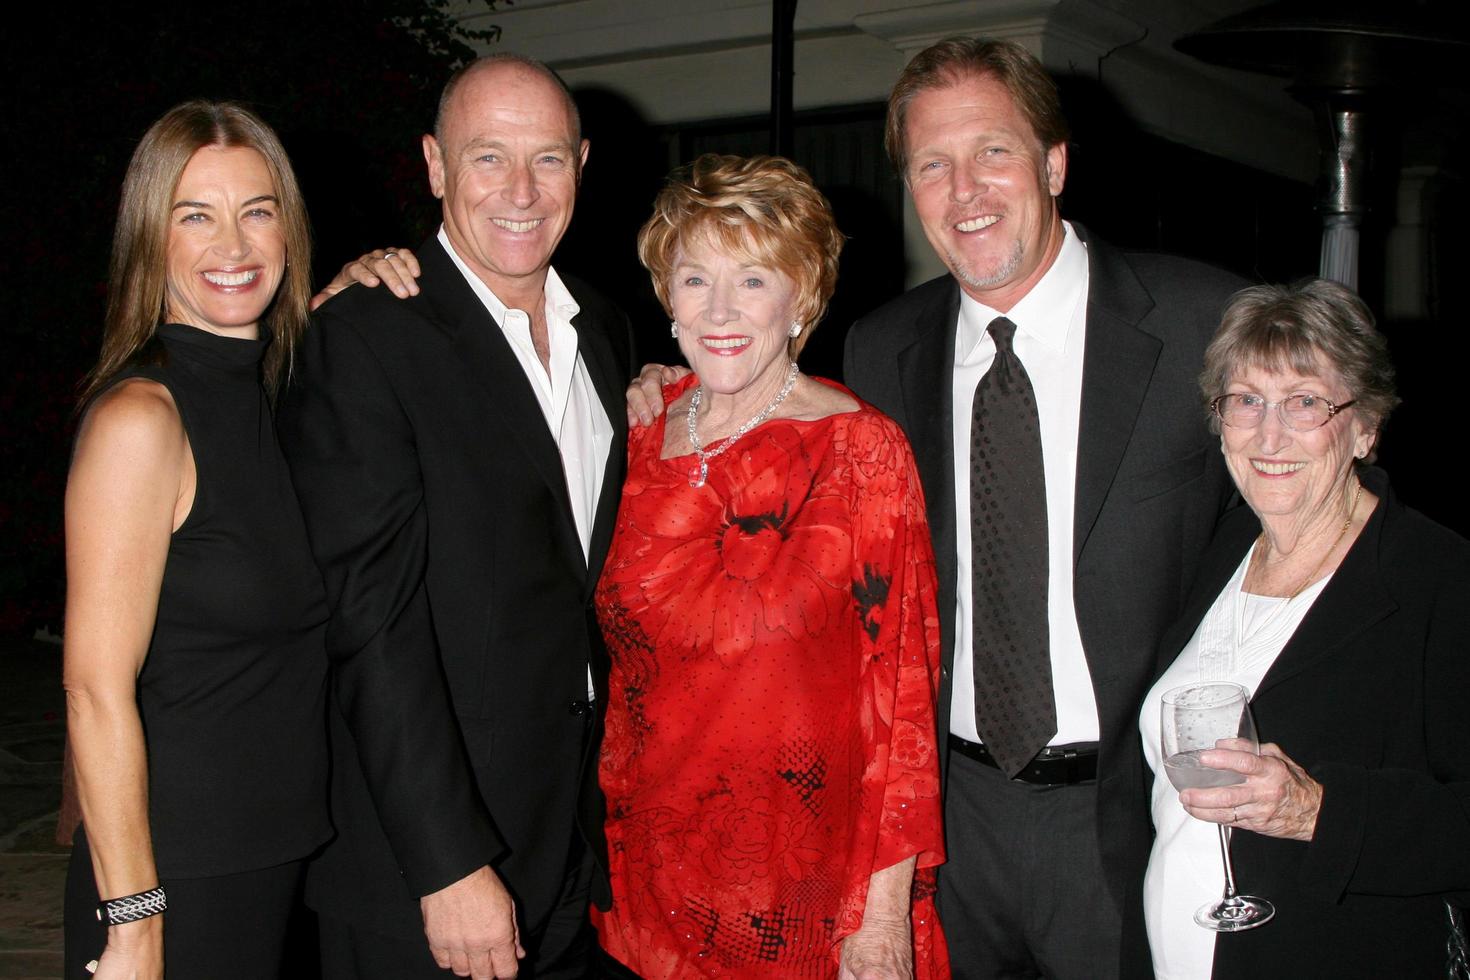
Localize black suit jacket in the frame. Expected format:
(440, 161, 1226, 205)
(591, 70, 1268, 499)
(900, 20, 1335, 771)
(1125, 466, 1470, 978)
(842, 225, 1243, 908)
(277, 236, 633, 940)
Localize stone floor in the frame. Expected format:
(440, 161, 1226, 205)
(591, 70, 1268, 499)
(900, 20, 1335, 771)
(0, 636, 66, 980)
(0, 637, 328, 979)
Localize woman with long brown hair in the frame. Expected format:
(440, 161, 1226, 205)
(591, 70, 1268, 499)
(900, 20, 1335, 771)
(62, 100, 328, 978)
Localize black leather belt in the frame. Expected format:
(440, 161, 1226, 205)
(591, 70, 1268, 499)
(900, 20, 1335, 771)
(948, 735, 1098, 785)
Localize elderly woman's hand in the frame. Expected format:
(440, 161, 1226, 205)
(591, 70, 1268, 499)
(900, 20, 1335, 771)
(626, 363, 690, 427)
(838, 912, 913, 980)
(1179, 742, 1325, 842)
(838, 856, 917, 980)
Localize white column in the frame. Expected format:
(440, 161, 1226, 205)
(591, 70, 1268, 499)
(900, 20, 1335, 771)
(1384, 166, 1435, 321)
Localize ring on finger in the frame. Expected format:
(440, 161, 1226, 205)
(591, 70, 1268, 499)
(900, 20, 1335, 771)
(383, 251, 398, 260)
(1232, 806, 1240, 823)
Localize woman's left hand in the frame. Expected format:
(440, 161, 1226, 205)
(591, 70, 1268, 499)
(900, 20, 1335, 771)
(838, 912, 913, 980)
(1180, 741, 1325, 841)
(310, 247, 422, 310)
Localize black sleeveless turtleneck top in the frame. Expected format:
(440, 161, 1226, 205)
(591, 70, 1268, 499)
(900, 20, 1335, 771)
(105, 322, 330, 878)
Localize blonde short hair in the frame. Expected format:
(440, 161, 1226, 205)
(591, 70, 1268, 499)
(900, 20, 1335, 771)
(637, 154, 843, 357)
(83, 101, 312, 406)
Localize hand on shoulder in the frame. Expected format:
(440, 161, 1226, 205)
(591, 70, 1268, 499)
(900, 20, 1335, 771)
(310, 247, 422, 311)
(627, 362, 692, 427)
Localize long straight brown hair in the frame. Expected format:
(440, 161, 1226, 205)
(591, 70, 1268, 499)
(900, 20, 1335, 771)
(81, 101, 312, 406)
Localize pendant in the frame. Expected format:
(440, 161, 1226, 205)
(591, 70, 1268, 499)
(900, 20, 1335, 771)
(688, 458, 708, 488)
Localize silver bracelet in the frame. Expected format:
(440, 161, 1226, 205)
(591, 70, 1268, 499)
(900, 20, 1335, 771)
(96, 886, 167, 925)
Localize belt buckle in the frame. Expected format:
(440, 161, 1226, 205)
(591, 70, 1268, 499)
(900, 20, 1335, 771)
(1049, 746, 1078, 784)
(1032, 745, 1087, 784)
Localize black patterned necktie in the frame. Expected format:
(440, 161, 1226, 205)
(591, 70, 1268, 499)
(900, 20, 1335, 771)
(970, 316, 1056, 777)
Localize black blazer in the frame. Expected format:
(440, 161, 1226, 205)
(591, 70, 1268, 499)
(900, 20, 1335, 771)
(277, 236, 633, 940)
(842, 225, 1243, 908)
(1130, 466, 1470, 978)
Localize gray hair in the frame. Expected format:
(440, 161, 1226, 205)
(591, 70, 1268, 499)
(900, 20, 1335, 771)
(1200, 279, 1399, 451)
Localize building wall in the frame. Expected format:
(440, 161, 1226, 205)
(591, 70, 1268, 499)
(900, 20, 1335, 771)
(456, 0, 1317, 287)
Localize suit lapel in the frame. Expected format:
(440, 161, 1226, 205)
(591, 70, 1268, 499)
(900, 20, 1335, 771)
(571, 301, 628, 595)
(1254, 487, 1397, 698)
(1072, 228, 1162, 564)
(1155, 475, 1399, 701)
(419, 240, 582, 561)
(897, 282, 960, 640)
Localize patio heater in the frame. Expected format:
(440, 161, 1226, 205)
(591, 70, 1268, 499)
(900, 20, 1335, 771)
(1175, 1, 1468, 292)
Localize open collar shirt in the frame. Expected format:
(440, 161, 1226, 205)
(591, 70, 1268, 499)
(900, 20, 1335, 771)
(439, 226, 611, 698)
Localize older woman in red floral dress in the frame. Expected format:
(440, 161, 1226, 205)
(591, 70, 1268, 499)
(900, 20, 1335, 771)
(592, 154, 948, 980)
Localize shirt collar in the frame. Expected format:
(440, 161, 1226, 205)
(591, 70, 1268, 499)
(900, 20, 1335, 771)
(542, 265, 581, 325)
(437, 225, 581, 327)
(956, 220, 1087, 359)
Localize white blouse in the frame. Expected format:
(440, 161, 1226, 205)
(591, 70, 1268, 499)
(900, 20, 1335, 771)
(1138, 549, 1331, 978)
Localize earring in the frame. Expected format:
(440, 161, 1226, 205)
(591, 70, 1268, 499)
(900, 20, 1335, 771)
(788, 321, 802, 338)
(670, 320, 679, 339)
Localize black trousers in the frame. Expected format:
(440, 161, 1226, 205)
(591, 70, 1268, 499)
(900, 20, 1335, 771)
(64, 825, 305, 979)
(938, 750, 1121, 980)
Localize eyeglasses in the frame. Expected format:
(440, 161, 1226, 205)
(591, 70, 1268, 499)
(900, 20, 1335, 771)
(1210, 392, 1357, 431)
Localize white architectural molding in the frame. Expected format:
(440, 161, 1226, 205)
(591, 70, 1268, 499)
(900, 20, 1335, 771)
(552, 33, 908, 124)
(854, 1, 1057, 56)
(1384, 166, 1436, 321)
(450, 0, 1320, 288)
(454, 0, 1313, 180)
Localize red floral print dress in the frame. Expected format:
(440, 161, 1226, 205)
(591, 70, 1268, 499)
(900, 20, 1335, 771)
(592, 376, 948, 979)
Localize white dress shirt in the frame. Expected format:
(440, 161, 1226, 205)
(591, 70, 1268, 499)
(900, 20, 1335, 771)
(1138, 553, 1330, 978)
(439, 227, 612, 698)
(949, 221, 1099, 746)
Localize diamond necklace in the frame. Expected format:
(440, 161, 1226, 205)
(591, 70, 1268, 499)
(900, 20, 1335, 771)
(685, 360, 800, 488)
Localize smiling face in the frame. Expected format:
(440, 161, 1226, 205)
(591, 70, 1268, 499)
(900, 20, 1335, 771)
(1221, 364, 1375, 524)
(424, 62, 588, 307)
(164, 145, 285, 340)
(670, 236, 801, 407)
(904, 72, 1066, 311)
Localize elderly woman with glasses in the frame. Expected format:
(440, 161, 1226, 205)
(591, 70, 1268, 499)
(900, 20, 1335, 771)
(1127, 278, 1470, 978)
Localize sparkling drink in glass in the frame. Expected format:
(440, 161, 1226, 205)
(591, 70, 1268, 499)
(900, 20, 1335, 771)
(1161, 681, 1275, 931)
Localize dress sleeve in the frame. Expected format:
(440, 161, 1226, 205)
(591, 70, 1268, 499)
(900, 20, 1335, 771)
(839, 413, 947, 924)
(1298, 565, 1470, 903)
(277, 309, 505, 896)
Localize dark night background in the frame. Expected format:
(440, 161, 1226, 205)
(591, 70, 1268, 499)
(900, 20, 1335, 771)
(2, 1, 1467, 636)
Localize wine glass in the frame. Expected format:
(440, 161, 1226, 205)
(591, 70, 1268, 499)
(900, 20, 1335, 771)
(1161, 681, 1275, 931)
